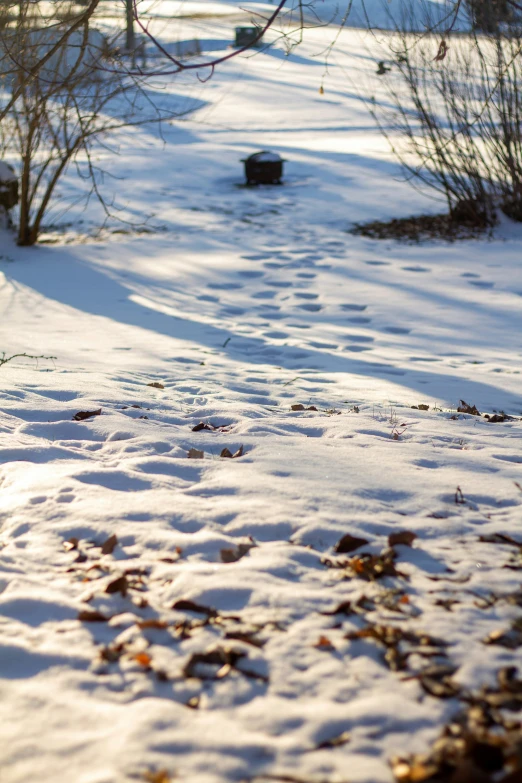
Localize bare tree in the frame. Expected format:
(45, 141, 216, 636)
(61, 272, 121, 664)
(0, 0, 189, 245)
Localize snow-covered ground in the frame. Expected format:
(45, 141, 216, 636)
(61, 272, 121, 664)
(1, 13, 522, 783)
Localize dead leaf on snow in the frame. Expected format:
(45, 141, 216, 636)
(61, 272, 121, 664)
(291, 404, 318, 411)
(221, 541, 256, 563)
(389, 531, 417, 548)
(334, 534, 369, 554)
(100, 534, 118, 555)
(457, 400, 480, 416)
(187, 448, 204, 459)
(143, 769, 171, 783)
(72, 408, 102, 421)
(314, 635, 335, 650)
(192, 421, 230, 432)
(135, 652, 152, 668)
(315, 730, 351, 750)
(220, 445, 244, 459)
(147, 382, 165, 389)
(78, 609, 109, 622)
(172, 599, 218, 617)
(63, 537, 79, 551)
(105, 575, 128, 596)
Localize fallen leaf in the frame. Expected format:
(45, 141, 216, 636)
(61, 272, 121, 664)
(334, 534, 369, 554)
(457, 400, 480, 416)
(291, 404, 305, 411)
(172, 599, 218, 617)
(78, 609, 108, 622)
(417, 404, 430, 411)
(105, 575, 128, 596)
(314, 635, 334, 650)
(135, 652, 152, 668)
(63, 537, 79, 551)
(101, 534, 118, 555)
(433, 38, 449, 61)
(137, 619, 169, 630)
(143, 769, 171, 783)
(72, 408, 102, 421)
(220, 445, 244, 459)
(321, 600, 353, 616)
(316, 730, 350, 749)
(389, 531, 417, 548)
(187, 448, 204, 459)
(192, 421, 230, 432)
(220, 541, 255, 563)
(147, 382, 164, 389)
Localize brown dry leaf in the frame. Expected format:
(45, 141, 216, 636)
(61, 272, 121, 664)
(147, 382, 165, 389)
(220, 445, 244, 459)
(221, 541, 255, 563)
(418, 404, 430, 411)
(316, 730, 350, 749)
(335, 533, 369, 554)
(192, 421, 230, 432)
(78, 609, 108, 622)
(321, 600, 353, 616)
(72, 408, 102, 421)
(135, 652, 152, 668)
(143, 769, 171, 783)
(389, 531, 417, 548)
(172, 599, 218, 617)
(187, 448, 204, 459)
(291, 403, 305, 411)
(433, 39, 449, 61)
(314, 635, 334, 650)
(137, 619, 169, 630)
(457, 400, 480, 416)
(101, 534, 118, 555)
(63, 537, 79, 551)
(319, 84, 324, 95)
(105, 575, 128, 596)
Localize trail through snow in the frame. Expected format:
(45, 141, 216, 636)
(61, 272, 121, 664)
(1, 19, 522, 783)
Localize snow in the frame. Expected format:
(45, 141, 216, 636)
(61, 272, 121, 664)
(0, 161, 15, 182)
(1, 11, 522, 783)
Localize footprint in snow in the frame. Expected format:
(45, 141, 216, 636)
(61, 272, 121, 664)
(238, 270, 264, 279)
(365, 260, 390, 266)
(384, 326, 411, 335)
(265, 280, 293, 288)
(296, 272, 316, 279)
(469, 280, 494, 288)
(402, 266, 431, 272)
(263, 330, 289, 339)
(297, 302, 322, 312)
(207, 282, 243, 291)
(347, 316, 372, 324)
(308, 341, 338, 349)
(295, 292, 319, 300)
(344, 345, 372, 352)
(340, 304, 367, 311)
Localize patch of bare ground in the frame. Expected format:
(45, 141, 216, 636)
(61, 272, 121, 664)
(351, 212, 495, 243)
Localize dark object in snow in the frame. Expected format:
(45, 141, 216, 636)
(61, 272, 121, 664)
(234, 26, 263, 48)
(72, 408, 102, 421)
(0, 162, 18, 211)
(242, 151, 284, 185)
(376, 60, 391, 75)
